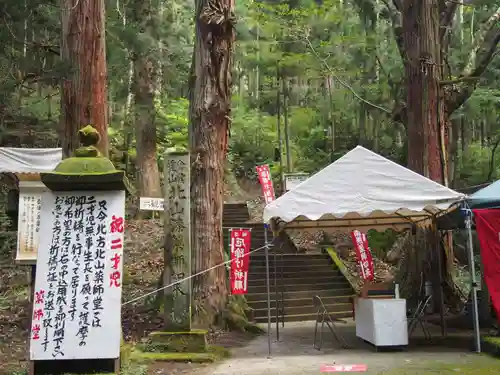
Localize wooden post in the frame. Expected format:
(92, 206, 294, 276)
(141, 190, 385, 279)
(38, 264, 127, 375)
(163, 151, 192, 331)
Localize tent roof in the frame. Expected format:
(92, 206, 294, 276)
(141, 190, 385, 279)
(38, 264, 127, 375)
(468, 180, 500, 209)
(0, 148, 62, 174)
(263, 146, 465, 232)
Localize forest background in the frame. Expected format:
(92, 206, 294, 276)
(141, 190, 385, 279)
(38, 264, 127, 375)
(0, 0, 500, 343)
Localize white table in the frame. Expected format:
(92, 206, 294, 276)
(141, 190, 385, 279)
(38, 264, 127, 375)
(355, 298, 408, 348)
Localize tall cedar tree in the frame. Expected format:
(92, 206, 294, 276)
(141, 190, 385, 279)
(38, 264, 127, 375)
(60, 0, 109, 157)
(383, 0, 500, 184)
(132, 0, 162, 199)
(189, 0, 236, 326)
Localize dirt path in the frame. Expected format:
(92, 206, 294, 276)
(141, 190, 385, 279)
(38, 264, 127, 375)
(191, 321, 492, 375)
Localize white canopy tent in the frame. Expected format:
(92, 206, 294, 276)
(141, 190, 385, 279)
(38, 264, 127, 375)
(262, 146, 484, 353)
(0, 148, 62, 174)
(264, 146, 465, 233)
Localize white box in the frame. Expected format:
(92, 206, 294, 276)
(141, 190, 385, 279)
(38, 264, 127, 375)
(355, 298, 408, 347)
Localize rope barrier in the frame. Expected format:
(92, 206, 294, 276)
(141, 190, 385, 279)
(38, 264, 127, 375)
(123, 241, 274, 306)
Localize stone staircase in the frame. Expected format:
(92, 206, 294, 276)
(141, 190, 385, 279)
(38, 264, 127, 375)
(223, 202, 355, 323)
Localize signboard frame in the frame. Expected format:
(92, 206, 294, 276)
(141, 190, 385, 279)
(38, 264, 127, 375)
(29, 190, 125, 374)
(16, 180, 47, 265)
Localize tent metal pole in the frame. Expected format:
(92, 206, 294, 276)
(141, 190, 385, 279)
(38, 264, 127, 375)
(274, 240, 280, 341)
(465, 211, 481, 353)
(264, 224, 272, 357)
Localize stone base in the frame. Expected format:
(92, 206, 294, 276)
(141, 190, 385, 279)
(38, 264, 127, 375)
(145, 329, 208, 353)
(133, 345, 229, 363)
(133, 330, 228, 364)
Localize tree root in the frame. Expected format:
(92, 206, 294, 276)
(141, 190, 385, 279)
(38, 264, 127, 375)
(219, 295, 264, 334)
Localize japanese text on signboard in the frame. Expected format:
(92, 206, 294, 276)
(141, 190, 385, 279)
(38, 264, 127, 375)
(256, 165, 275, 205)
(16, 192, 42, 262)
(164, 152, 191, 328)
(30, 191, 125, 361)
(230, 229, 251, 294)
(350, 230, 374, 281)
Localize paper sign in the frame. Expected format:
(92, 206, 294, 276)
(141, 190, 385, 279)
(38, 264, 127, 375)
(16, 186, 43, 264)
(139, 197, 164, 211)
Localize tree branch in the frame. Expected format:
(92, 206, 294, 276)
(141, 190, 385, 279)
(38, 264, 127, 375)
(304, 37, 391, 114)
(463, 6, 500, 76)
(446, 7, 500, 113)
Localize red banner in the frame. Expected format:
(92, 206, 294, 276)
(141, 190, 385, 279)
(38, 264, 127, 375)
(230, 229, 251, 295)
(472, 209, 500, 325)
(256, 164, 276, 204)
(350, 230, 374, 281)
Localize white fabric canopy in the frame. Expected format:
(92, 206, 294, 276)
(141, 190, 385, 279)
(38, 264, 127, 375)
(0, 148, 62, 174)
(264, 146, 465, 232)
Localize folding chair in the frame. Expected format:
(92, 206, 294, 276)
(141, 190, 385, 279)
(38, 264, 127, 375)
(312, 295, 349, 350)
(407, 294, 432, 340)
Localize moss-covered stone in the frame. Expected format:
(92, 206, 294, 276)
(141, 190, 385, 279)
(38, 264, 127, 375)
(145, 330, 208, 353)
(132, 345, 229, 363)
(54, 157, 116, 174)
(40, 125, 132, 193)
(482, 336, 500, 358)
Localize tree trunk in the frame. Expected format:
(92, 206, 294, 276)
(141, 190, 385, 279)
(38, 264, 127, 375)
(60, 0, 109, 158)
(402, 0, 446, 183)
(189, 0, 235, 327)
(132, 0, 162, 201)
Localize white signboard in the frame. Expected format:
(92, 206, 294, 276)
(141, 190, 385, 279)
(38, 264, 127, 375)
(16, 182, 44, 264)
(139, 197, 164, 211)
(284, 173, 309, 191)
(30, 190, 126, 361)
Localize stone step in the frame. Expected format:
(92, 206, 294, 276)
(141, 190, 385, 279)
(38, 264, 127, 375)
(247, 275, 347, 287)
(246, 288, 353, 302)
(248, 269, 343, 280)
(249, 263, 335, 273)
(252, 302, 352, 318)
(253, 310, 353, 323)
(249, 295, 353, 310)
(248, 256, 332, 267)
(247, 281, 350, 294)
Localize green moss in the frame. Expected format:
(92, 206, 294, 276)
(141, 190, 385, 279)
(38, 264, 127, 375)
(483, 336, 500, 346)
(54, 157, 116, 174)
(145, 330, 207, 353)
(378, 355, 500, 374)
(79, 124, 101, 146)
(132, 345, 229, 363)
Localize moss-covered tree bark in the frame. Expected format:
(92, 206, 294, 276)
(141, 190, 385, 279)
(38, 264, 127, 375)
(60, 0, 109, 157)
(189, 0, 235, 327)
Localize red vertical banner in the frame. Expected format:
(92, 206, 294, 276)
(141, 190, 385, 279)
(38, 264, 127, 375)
(350, 230, 375, 281)
(230, 229, 252, 294)
(256, 164, 276, 204)
(472, 209, 500, 325)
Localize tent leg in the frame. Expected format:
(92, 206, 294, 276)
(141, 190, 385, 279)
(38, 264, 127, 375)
(466, 213, 481, 353)
(264, 224, 272, 358)
(435, 227, 447, 337)
(274, 243, 280, 342)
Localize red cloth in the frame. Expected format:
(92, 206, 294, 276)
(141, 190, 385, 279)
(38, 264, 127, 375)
(472, 208, 500, 326)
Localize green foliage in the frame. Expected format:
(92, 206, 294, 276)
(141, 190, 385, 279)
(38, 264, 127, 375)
(0, 0, 499, 189)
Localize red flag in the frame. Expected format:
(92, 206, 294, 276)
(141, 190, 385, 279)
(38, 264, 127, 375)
(256, 164, 276, 204)
(230, 229, 251, 294)
(472, 209, 500, 325)
(350, 230, 374, 281)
